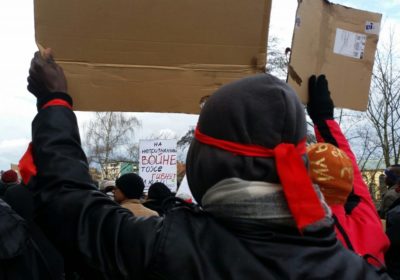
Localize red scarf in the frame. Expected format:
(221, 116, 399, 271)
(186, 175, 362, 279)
(195, 127, 325, 232)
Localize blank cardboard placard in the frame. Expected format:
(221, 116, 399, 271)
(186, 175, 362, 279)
(34, 0, 271, 113)
(288, 0, 381, 111)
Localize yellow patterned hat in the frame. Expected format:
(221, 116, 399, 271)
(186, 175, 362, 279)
(307, 143, 353, 205)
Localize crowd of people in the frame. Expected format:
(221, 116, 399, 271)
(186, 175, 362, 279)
(0, 48, 399, 279)
(98, 174, 181, 217)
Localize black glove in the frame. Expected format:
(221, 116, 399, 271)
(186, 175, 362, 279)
(307, 75, 334, 122)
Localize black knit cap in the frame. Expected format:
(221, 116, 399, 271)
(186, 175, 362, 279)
(148, 182, 172, 200)
(186, 74, 307, 204)
(115, 173, 145, 199)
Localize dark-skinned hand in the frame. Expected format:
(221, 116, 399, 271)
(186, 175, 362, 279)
(27, 48, 67, 99)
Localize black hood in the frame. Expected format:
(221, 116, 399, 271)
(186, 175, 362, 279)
(186, 74, 306, 204)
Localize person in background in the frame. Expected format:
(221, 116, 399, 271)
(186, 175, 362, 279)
(22, 48, 391, 279)
(380, 166, 400, 280)
(100, 180, 116, 200)
(114, 173, 159, 217)
(0, 169, 19, 196)
(4, 184, 105, 280)
(143, 182, 174, 215)
(307, 75, 389, 267)
(379, 165, 400, 219)
(385, 195, 400, 279)
(0, 186, 64, 280)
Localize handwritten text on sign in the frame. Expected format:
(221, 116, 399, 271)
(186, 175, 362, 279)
(139, 139, 177, 192)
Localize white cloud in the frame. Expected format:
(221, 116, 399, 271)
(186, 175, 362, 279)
(0, 138, 30, 170)
(0, 139, 30, 150)
(269, 0, 297, 47)
(134, 113, 198, 141)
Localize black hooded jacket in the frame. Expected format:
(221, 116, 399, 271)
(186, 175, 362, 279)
(386, 198, 400, 279)
(24, 89, 392, 279)
(0, 198, 64, 280)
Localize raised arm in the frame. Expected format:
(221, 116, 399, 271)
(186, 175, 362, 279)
(307, 75, 376, 213)
(24, 49, 161, 279)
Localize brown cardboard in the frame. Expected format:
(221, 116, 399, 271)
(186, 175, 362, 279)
(34, 0, 271, 113)
(288, 0, 381, 111)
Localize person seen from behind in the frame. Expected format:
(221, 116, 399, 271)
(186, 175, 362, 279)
(0, 169, 19, 196)
(385, 190, 400, 279)
(381, 165, 400, 279)
(143, 182, 174, 215)
(100, 180, 116, 200)
(114, 173, 159, 217)
(307, 74, 389, 267)
(22, 48, 391, 279)
(379, 165, 400, 219)
(0, 185, 64, 280)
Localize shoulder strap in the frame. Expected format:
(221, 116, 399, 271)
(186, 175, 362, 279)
(332, 214, 355, 251)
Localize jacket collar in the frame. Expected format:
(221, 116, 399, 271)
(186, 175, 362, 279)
(121, 199, 141, 205)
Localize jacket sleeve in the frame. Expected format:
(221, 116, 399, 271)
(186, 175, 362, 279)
(313, 119, 389, 262)
(380, 190, 398, 219)
(386, 199, 400, 249)
(313, 119, 377, 213)
(27, 98, 162, 279)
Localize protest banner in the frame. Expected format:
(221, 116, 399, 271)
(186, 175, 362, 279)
(139, 139, 177, 192)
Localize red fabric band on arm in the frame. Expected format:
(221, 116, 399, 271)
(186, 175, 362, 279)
(18, 143, 37, 185)
(42, 99, 72, 110)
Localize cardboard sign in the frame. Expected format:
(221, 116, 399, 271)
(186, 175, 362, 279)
(34, 0, 272, 113)
(288, 0, 381, 111)
(139, 139, 177, 192)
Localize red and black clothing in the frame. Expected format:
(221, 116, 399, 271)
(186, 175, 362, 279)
(314, 119, 390, 266)
(21, 94, 391, 279)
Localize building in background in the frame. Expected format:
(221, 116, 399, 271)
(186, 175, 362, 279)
(360, 159, 387, 209)
(101, 161, 139, 180)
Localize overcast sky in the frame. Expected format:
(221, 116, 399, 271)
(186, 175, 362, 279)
(0, 0, 398, 170)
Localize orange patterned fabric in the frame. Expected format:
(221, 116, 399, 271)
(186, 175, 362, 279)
(307, 143, 353, 205)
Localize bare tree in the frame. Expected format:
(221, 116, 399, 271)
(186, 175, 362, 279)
(147, 129, 177, 140)
(84, 112, 141, 179)
(175, 127, 194, 162)
(366, 31, 400, 167)
(127, 143, 140, 165)
(266, 36, 290, 78)
(177, 128, 195, 150)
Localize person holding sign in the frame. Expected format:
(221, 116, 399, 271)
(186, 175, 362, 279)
(307, 75, 389, 267)
(21, 49, 390, 279)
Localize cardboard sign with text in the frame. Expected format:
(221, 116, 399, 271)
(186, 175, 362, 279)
(139, 139, 177, 192)
(288, 0, 381, 111)
(34, 0, 271, 113)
